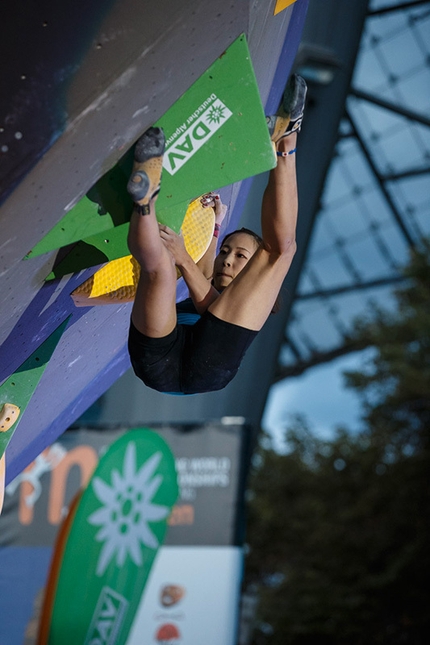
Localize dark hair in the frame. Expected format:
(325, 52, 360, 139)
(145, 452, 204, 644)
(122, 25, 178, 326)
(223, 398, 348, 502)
(221, 227, 263, 249)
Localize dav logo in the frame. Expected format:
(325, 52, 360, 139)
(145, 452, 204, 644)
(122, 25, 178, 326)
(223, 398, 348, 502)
(85, 587, 129, 645)
(163, 98, 233, 175)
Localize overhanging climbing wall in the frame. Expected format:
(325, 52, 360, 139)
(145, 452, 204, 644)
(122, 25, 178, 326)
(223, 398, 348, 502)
(0, 0, 308, 484)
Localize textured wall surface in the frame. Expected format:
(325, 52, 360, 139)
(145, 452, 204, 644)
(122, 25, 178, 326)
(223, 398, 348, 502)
(0, 0, 309, 482)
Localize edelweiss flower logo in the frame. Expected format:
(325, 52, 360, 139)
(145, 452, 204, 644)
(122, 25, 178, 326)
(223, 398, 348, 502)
(88, 442, 170, 576)
(206, 103, 227, 125)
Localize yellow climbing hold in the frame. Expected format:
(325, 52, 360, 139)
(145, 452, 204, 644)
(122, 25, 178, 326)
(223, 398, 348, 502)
(0, 403, 20, 433)
(274, 0, 297, 16)
(71, 196, 215, 306)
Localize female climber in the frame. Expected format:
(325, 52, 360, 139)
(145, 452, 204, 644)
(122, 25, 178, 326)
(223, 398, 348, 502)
(126, 74, 306, 395)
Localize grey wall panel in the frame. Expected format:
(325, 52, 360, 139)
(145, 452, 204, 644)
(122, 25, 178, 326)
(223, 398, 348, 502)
(1, 0, 248, 272)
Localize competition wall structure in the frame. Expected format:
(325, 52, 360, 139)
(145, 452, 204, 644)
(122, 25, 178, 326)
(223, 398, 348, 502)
(0, 0, 309, 484)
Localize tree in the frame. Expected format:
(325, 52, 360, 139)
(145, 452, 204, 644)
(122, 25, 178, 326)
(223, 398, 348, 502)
(245, 241, 430, 645)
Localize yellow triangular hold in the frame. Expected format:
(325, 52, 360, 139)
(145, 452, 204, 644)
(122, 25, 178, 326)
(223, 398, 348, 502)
(71, 197, 215, 307)
(274, 0, 297, 16)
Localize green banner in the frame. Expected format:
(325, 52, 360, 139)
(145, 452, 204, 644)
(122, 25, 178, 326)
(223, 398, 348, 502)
(45, 429, 178, 645)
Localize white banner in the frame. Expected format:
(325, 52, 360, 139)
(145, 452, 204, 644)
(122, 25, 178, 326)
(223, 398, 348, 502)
(127, 545, 242, 645)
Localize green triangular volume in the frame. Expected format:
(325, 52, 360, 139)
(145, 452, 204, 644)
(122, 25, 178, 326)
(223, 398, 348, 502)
(0, 317, 70, 457)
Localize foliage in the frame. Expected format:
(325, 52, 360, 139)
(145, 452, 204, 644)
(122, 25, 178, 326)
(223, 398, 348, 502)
(245, 242, 430, 644)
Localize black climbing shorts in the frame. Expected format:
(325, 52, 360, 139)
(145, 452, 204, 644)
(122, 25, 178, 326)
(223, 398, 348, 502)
(128, 310, 258, 395)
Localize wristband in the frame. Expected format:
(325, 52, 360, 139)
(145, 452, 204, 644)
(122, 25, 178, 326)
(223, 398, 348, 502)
(277, 148, 296, 157)
(213, 223, 221, 238)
